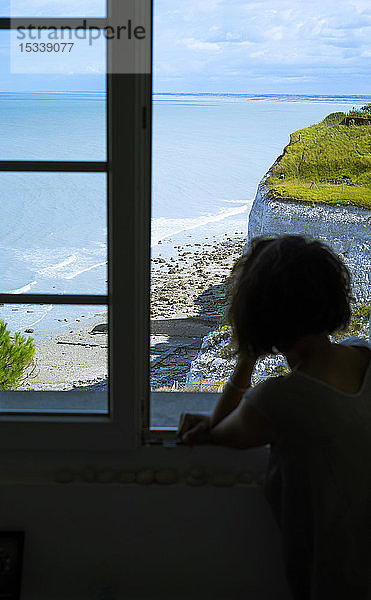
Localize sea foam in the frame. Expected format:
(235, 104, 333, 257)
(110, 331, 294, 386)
(8, 280, 38, 294)
(151, 204, 250, 246)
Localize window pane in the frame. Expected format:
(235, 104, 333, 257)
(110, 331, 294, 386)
(0, 29, 106, 158)
(151, 392, 217, 429)
(0, 304, 108, 402)
(150, 95, 360, 428)
(10, 30, 106, 79)
(150, 1, 367, 428)
(0, 89, 106, 160)
(0, 173, 107, 295)
(7, 1, 106, 17)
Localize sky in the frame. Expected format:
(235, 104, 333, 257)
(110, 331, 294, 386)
(0, 0, 105, 17)
(0, 0, 370, 95)
(153, 0, 371, 95)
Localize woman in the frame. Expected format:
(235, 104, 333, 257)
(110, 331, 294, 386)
(178, 235, 371, 599)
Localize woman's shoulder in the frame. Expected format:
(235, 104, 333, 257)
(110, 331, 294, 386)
(245, 373, 309, 438)
(245, 372, 293, 407)
(338, 336, 371, 350)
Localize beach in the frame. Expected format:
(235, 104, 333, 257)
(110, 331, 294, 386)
(14, 231, 246, 391)
(17, 316, 108, 391)
(150, 231, 246, 389)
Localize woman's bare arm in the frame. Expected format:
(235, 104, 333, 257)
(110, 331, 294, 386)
(210, 399, 276, 448)
(210, 354, 257, 426)
(178, 354, 257, 443)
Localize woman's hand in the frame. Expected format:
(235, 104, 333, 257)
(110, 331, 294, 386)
(177, 412, 212, 445)
(177, 355, 259, 446)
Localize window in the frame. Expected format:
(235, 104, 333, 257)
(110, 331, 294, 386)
(149, 0, 371, 436)
(0, 9, 108, 408)
(2, 0, 365, 474)
(0, 0, 271, 481)
(0, 0, 153, 453)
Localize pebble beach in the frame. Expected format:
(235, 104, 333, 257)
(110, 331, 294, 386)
(150, 232, 246, 389)
(15, 231, 247, 391)
(18, 317, 108, 391)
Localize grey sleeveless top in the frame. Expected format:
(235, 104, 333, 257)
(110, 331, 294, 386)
(246, 338, 371, 600)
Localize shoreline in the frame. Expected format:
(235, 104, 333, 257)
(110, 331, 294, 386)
(150, 232, 246, 389)
(17, 318, 108, 391)
(16, 227, 366, 393)
(12, 232, 247, 391)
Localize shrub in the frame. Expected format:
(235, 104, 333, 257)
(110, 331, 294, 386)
(360, 103, 371, 115)
(322, 112, 346, 124)
(0, 320, 35, 389)
(333, 302, 370, 341)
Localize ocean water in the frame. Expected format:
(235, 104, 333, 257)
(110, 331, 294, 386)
(0, 91, 368, 337)
(0, 91, 107, 337)
(152, 93, 369, 246)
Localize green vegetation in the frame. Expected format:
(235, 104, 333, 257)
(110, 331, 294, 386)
(0, 321, 35, 389)
(264, 364, 290, 378)
(333, 302, 370, 342)
(322, 112, 347, 125)
(346, 103, 371, 122)
(266, 106, 371, 209)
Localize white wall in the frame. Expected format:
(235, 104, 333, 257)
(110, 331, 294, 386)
(0, 484, 293, 600)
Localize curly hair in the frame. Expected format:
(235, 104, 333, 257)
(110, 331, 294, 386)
(227, 235, 352, 356)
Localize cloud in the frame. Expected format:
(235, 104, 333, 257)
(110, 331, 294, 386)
(182, 37, 222, 52)
(154, 0, 371, 93)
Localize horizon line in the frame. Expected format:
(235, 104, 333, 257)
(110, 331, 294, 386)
(0, 90, 370, 99)
(153, 92, 371, 98)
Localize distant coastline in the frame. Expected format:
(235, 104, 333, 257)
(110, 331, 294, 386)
(154, 92, 371, 102)
(1, 90, 370, 101)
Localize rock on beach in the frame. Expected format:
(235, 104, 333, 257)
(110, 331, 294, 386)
(150, 235, 246, 389)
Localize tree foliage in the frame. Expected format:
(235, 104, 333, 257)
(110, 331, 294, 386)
(0, 320, 35, 389)
(360, 103, 371, 115)
(322, 112, 346, 124)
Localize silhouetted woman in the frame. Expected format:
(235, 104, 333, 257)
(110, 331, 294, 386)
(178, 235, 371, 600)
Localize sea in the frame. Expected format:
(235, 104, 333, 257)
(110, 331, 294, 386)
(0, 91, 369, 338)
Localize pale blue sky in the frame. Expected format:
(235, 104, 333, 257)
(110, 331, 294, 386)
(153, 0, 371, 95)
(1, 0, 105, 17)
(0, 0, 370, 94)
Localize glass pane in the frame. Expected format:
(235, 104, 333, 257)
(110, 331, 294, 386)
(150, 95, 362, 428)
(10, 30, 106, 79)
(150, 1, 369, 429)
(0, 304, 108, 401)
(151, 392, 217, 429)
(0, 89, 106, 160)
(0, 30, 106, 159)
(0, 173, 107, 295)
(7, 1, 106, 17)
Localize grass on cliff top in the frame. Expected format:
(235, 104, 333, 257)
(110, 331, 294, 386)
(266, 112, 371, 209)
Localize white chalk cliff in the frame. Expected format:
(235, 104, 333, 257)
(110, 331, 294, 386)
(248, 175, 371, 301)
(186, 182, 370, 385)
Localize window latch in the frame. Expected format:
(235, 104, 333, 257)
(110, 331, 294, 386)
(142, 106, 147, 129)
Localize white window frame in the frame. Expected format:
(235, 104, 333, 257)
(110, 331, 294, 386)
(0, 0, 152, 454)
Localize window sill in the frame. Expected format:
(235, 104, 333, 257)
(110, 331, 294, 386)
(0, 390, 107, 418)
(0, 390, 270, 483)
(0, 440, 270, 487)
